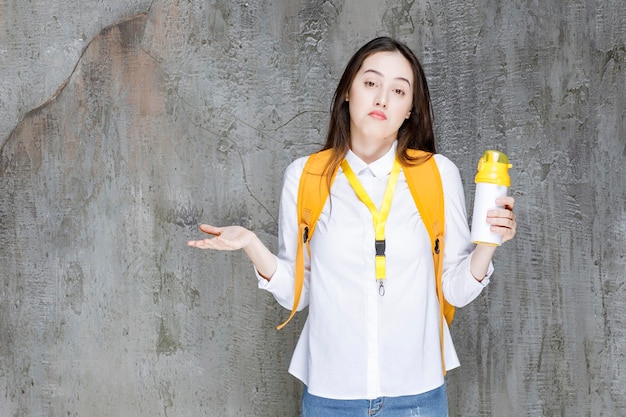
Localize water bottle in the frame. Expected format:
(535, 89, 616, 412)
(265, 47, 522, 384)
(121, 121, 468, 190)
(470, 150, 512, 246)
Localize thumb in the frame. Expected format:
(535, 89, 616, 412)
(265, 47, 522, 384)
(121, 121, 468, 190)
(198, 224, 221, 236)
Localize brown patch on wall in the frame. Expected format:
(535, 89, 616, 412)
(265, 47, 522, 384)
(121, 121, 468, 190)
(0, 13, 166, 176)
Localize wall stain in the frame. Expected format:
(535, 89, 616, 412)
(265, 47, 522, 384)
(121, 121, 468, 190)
(382, 0, 416, 38)
(156, 318, 179, 356)
(164, 204, 204, 229)
(64, 262, 85, 315)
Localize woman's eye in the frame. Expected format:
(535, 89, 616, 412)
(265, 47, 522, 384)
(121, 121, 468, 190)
(365, 81, 377, 87)
(394, 88, 406, 96)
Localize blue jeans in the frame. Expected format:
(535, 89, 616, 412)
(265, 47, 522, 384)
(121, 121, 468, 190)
(301, 384, 448, 417)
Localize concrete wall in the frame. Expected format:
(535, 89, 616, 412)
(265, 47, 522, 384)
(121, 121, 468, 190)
(1, 1, 624, 416)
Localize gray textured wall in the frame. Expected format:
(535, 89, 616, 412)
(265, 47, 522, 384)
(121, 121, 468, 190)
(1, 1, 624, 416)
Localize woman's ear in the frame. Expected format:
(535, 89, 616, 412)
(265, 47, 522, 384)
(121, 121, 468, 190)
(345, 93, 349, 102)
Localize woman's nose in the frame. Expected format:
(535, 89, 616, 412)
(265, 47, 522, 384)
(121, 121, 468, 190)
(375, 92, 388, 108)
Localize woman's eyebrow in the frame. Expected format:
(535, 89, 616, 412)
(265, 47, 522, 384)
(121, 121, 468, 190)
(363, 69, 411, 86)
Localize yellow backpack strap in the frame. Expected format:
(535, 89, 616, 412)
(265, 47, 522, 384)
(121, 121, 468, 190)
(402, 150, 451, 375)
(276, 149, 337, 330)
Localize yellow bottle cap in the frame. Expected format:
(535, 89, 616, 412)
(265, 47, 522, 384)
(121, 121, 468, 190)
(474, 150, 512, 187)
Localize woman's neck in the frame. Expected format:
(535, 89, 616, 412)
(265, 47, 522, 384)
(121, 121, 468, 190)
(350, 137, 396, 164)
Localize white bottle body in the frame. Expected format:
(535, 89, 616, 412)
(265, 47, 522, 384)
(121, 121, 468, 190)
(470, 182, 508, 246)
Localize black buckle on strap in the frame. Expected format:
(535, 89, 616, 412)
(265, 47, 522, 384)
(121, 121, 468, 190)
(375, 239, 386, 256)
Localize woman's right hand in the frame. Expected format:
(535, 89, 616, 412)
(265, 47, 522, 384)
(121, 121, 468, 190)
(188, 224, 277, 281)
(187, 224, 256, 251)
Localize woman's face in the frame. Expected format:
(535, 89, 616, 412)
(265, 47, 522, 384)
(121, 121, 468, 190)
(347, 51, 414, 145)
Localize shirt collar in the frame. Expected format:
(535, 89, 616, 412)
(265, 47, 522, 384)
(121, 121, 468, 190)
(344, 141, 398, 178)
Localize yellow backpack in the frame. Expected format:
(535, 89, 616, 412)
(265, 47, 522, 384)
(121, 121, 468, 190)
(277, 148, 454, 372)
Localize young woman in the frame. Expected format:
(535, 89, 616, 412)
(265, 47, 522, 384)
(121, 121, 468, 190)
(188, 37, 517, 416)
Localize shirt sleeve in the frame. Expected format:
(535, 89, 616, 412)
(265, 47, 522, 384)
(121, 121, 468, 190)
(436, 154, 493, 307)
(255, 157, 310, 312)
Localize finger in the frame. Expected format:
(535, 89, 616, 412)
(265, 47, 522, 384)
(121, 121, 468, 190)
(187, 238, 212, 248)
(490, 222, 516, 235)
(188, 235, 240, 251)
(495, 196, 515, 211)
(198, 224, 222, 236)
(487, 208, 514, 220)
(487, 212, 516, 228)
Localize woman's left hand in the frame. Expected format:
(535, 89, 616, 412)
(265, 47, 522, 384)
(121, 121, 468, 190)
(487, 196, 517, 244)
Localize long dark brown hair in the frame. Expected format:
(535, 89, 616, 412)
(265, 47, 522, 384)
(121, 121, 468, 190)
(321, 37, 436, 177)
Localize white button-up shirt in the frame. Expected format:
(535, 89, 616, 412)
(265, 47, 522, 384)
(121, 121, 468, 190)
(258, 143, 491, 400)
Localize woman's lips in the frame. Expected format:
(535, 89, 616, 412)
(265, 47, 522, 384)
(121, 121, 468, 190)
(368, 110, 387, 120)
